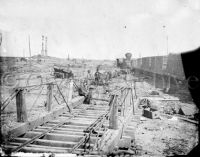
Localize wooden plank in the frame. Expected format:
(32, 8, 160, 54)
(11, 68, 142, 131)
(92, 97, 109, 102)
(72, 117, 96, 122)
(5, 143, 84, 153)
(109, 95, 118, 130)
(73, 115, 99, 119)
(160, 113, 198, 124)
(7, 123, 29, 138)
(23, 131, 84, 142)
(4, 143, 71, 153)
(175, 115, 198, 124)
(75, 112, 104, 116)
(33, 129, 84, 136)
(69, 121, 90, 126)
(12, 138, 77, 148)
(44, 123, 87, 129)
(28, 117, 44, 130)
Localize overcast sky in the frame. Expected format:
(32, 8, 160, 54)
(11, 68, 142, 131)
(0, 0, 200, 59)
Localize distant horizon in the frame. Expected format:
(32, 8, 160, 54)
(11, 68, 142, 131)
(0, 54, 116, 61)
(1, 48, 197, 60)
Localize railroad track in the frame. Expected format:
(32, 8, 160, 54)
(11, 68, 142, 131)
(2, 103, 110, 154)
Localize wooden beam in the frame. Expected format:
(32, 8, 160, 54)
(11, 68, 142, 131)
(109, 95, 118, 130)
(16, 89, 27, 122)
(67, 79, 73, 103)
(46, 83, 53, 112)
(131, 88, 135, 115)
(56, 84, 72, 112)
(91, 97, 109, 102)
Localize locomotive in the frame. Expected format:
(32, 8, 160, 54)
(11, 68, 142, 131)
(116, 53, 132, 69)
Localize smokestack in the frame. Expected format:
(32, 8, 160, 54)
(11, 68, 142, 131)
(45, 36, 47, 56)
(125, 53, 132, 60)
(41, 35, 44, 55)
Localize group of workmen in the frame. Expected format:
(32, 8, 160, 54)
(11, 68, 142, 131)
(77, 66, 112, 104)
(87, 67, 113, 86)
(86, 67, 101, 85)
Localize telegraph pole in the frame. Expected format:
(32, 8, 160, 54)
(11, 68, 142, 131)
(163, 25, 169, 55)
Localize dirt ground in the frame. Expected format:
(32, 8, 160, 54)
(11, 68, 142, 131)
(134, 78, 199, 156)
(135, 114, 198, 156)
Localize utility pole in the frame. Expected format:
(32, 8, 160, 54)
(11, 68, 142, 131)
(162, 25, 168, 70)
(28, 35, 32, 67)
(163, 25, 169, 55)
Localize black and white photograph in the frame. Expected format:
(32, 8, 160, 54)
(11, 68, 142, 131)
(0, 0, 199, 156)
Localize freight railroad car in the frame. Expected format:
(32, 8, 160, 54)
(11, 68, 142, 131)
(115, 53, 187, 93)
(131, 53, 185, 81)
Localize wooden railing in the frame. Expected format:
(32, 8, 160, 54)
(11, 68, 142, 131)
(1, 78, 77, 123)
(108, 86, 136, 130)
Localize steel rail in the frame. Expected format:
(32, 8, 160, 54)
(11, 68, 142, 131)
(70, 113, 109, 154)
(11, 119, 71, 153)
(11, 104, 90, 153)
(70, 96, 114, 154)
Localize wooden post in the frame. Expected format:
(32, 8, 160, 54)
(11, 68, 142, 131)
(153, 73, 156, 88)
(124, 88, 131, 114)
(109, 95, 118, 130)
(47, 83, 53, 112)
(162, 75, 166, 90)
(16, 89, 27, 122)
(133, 80, 137, 99)
(120, 89, 123, 116)
(166, 74, 171, 92)
(131, 88, 135, 115)
(67, 79, 73, 103)
(121, 89, 125, 116)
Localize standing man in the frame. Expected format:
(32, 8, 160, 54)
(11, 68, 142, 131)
(94, 67, 101, 86)
(86, 70, 92, 86)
